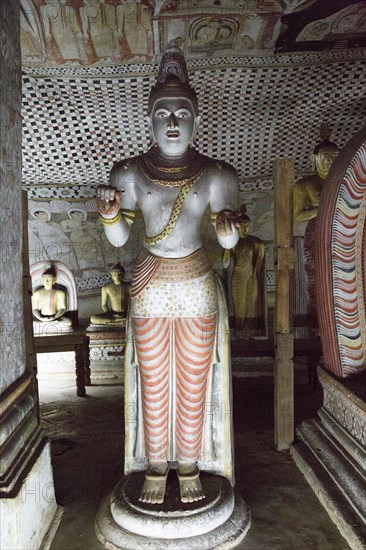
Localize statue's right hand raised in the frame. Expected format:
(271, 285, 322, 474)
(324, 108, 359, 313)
(96, 185, 122, 218)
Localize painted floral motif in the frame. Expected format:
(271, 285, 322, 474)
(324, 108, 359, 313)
(132, 272, 217, 318)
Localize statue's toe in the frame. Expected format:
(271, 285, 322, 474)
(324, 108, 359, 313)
(139, 471, 168, 505)
(178, 469, 205, 503)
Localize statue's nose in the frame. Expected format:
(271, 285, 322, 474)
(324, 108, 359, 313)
(168, 113, 178, 128)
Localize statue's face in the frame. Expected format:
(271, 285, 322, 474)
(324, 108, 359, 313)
(111, 270, 122, 284)
(238, 222, 250, 239)
(150, 97, 196, 157)
(70, 211, 85, 221)
(34, 211, 49, 222)
(42, 274, 55, 290)
(314, 147, 338, 179)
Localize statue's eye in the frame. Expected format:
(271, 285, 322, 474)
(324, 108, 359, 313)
(156, 110, 169, 118)
(176, 110, 190, 118)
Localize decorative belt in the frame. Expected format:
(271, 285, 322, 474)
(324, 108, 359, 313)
(131, 248, 211, 297)
(154, 249, 211, 283)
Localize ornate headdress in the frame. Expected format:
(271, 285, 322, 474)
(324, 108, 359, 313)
(148, 38, 198, 114)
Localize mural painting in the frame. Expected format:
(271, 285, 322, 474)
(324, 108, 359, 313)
(158, 0, 283, 56)
(28, 199, 146, 293)
(21, 0, 154, 65)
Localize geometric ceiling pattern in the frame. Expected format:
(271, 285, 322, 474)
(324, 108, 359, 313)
(22, 49, 366, 196)
(20, 0, 366, 197)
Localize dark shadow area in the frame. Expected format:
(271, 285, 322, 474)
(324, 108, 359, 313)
(39, 368, 348, 550)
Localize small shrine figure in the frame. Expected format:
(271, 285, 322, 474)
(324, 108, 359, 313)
(32, 267, 72, 333)
(223, 205, 266, 338)
(90, 263, 130, 327)
(293, 124, 339, 329)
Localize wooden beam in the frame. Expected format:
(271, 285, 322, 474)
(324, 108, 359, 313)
(273, 159, 294, 451)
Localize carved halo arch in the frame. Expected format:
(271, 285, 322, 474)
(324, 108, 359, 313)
(30, 260, 78, 325)
(315, 125, 366, 378)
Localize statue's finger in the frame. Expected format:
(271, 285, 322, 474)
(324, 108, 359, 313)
(106, 187, 116, 203)
(97, 184, 108, 199)
(225, 216, 231, 233)
(99, 187, 107, 201)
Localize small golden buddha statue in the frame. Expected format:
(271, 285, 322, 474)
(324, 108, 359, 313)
(223, 204, 265, 338)
(293, 124, 339, 329)
(90, 263, 130, 326)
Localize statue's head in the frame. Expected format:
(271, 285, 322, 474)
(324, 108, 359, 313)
(110, 263, 125, 284)
(69, 209, 87, 221)
(238, 203, 251, 238)
(42, 267, 56, 290)
(147, 39, 200, 156)
(312, 124, 339, 179)
(33, 208, 50, 222)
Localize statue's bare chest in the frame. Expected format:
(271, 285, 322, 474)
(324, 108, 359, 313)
(135, 172, 210, 219)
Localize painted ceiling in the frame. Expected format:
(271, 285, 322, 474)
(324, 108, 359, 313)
(21, 0, 366, 195)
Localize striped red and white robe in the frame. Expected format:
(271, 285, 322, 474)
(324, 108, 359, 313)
(124, 247, 234, 485)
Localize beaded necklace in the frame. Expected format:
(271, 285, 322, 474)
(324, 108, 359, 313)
(139, 145, 205, 187)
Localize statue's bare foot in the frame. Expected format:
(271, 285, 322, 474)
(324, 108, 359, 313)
(139, 461, 168, 505)
(178, 463, 205, 503)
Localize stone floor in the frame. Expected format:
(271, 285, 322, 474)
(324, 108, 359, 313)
(38, 363, 351, 550)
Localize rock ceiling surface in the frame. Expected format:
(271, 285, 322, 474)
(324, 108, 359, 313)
(20, 0, 366, 194)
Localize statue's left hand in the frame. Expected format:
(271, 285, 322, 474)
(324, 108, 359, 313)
(216, 209, 242, 237)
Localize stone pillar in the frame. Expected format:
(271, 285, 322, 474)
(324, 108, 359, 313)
(0, 2, 61, 548)
(273, 159, 294, 451)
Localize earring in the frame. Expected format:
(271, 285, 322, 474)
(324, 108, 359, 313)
(149, 132, 156, 147)
(190, 120, 199, 147)
(190, 130, 198, 148)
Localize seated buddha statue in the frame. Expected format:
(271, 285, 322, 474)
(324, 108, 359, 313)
(90, 263, 130, 327)
(32, 268, 73, 334)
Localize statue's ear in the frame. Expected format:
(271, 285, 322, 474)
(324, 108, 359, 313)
(310, 153, 317, 169)
(191, 114, 201, 146)
(195, 114, 201, 132)
(146, 115, 152, 133)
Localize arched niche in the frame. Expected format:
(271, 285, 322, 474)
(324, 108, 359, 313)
(30, 260, 78, 325)
(315, 125, 366, 378)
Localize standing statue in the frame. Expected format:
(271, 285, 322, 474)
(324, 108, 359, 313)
(40, 0, 88, 64)
(32, 267, 72, 330)
(97, 40, 242, 505)
(90, 263, 130, 326)
(223, 205, 265, 337)
(293, 124, 339, 328)
(28, 207, 79, 270)
(61, 208, 104, 275)
(116, 1, 153, 61)
(80, 0, 121, 62)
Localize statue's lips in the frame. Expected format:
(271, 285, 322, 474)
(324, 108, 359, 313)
(166, 130, 180, 138)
